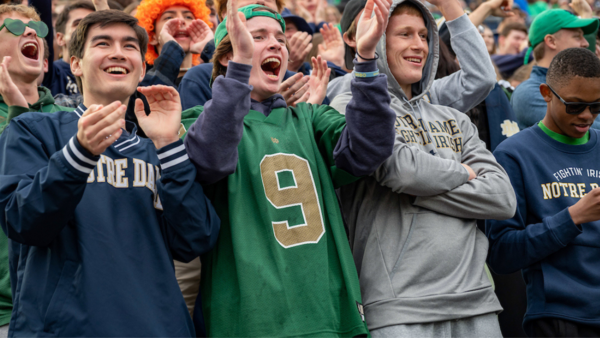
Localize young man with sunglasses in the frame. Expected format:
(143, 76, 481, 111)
(0, 4, 71, 132)
(487, 48, 600, 337)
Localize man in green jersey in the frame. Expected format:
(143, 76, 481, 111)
(181, 0, 396, 335)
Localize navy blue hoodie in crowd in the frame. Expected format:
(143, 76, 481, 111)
(0, 106, 220, 337)
(486, 125, 600, 334)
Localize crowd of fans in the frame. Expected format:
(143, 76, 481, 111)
(0, 0, 599, 335)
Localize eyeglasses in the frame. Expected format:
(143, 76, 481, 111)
(0, 18, 48, 38)
(547, 84, 600, 115)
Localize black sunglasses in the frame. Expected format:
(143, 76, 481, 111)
(0, 18, 48, 38)
(547, 84, 600, 115)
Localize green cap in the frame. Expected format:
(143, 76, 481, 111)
(524, 9, 599, 64)
(214, 4, 286, 49)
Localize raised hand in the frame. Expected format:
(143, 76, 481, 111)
(227, 0, 254, 65)
(0, 57, 27, 108)
(92, 0, 109, 11)
(318, 23, 345, 68)
(278, 72, 310, 106)
(306, 56, 330, 105)
(488, 0, 514, 18)
(355, 0, 392, 60)
(136, 85, 182, 149)
(570, 0, 593, 18)
(76, 102, 126, 155)
(287, 32, 313, 72)
(189, 19, 215, 54)
(158, 18, 181, 46)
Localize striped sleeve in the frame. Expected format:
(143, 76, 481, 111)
(60, 136, 100, 174)
(157, 140, 189, 171)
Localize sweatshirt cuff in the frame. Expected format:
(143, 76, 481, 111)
(546, 208, 583, 246)
(226, 61, 252, 84)
(157, 139, 189, 171)
(446, 13, 472, 37)
(353, 58, 378, 73)
(61, 136, 100, 175)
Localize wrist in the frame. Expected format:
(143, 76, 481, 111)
(439, 0, 465, 21)
(568, 205, 582, 225)
(153, 136, 180, 150)
(232, 55, 252, 65)
(356, 50, 375, 62)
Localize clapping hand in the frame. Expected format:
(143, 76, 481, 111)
(355, 0, 392, 60)
(136, 85, 182, 149)
(318, 23, 345, 68)
(0, 57, 28, 108)
(279, 72, 311, 106)
(227, 0, 254, 65)
(76, 102, 126, 155)
(287, 32, 313, 72)
(306, 56, 330, 105)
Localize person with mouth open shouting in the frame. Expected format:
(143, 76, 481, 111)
(179, 0, 396, 335)
(0, 4, 73, 133)
(330, 0, 517, 336)
(0, 9, 220, 337)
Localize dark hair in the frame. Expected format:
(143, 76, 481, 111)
(55, 1, 95, 34)
(435, 38, 460, 79)
(69, 10, 148, 91)
(391, 1, 422, 19)
(500, 22, 527, 38)
(547, 47, 600, 89)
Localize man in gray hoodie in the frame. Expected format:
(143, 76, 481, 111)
(330, 0, 517, 336)
(327, 0, 497, 114)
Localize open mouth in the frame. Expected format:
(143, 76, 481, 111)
(404, 56, 422, 65)
(104, 66, 129, 75)
(261, 57, 281, 79)
(175, 31, 190, 39)
(21, 42, 38, 60)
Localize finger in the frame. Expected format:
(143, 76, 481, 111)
(96, 128, 123, 151)
(87, 105, 126, 142)
(80, 104, 103, 117)
(286, 75, 310, 96)
(374, 6, 384, 28)
(94, 119, 125, 148)
(294, 82, 309, 98)
(134, 98, 146, 121)
(294, 89, 311, 105)
(303, 42, 313, 57)
(362, 0, 375, 21)
(83, 101, 121, 125)
(374, 0, 389, 18)
(301, 32, 312, 47)
(279, 73, 305, 93)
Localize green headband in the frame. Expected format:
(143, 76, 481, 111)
(0, 18, 48, 38)
(214, 4, 285, 49)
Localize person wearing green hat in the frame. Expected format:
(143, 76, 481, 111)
(511, 9, 599, 130)
(180, 0, 397, 335)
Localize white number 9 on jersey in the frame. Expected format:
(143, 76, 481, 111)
(260, 153, 326, 248)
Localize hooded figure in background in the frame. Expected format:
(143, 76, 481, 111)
(330, 0, 517, 336)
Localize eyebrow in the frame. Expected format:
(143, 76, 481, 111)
(90, 35, 140, 45)
(250, 28, 285, 36)
(161, 10, 193, 16)
(72, 18, 83, 26)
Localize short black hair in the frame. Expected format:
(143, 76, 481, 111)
(55, 1, 95, 35)
(547, 48, 600, 89)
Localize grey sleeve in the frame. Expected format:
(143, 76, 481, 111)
(428, 14, 496, 112)
(329, 94, 470, 196)
(412, 118, 517, 220)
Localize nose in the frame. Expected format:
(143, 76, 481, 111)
(581, 38, 590, 48)
(23, 26, 37, 37)
(579, 106, 594, 120)
(412, 34, 426, 51)
(109, 43, 127, 60)
(267, 34, 281, 50)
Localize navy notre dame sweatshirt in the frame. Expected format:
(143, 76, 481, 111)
(486, 125, 600, 333)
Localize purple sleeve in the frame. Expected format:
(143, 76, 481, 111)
(183, 62, 252, 185)
(333, 59, 395, 176)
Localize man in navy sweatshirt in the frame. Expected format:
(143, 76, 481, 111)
(487, 47, 600, 337)
(0, 10, 219, 337)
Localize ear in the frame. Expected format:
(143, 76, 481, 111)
(56, 32, 66, 47)
(71, 55, 83, 77)
(149, 32, 158, 46)
(43, 58, 49, 73)
(544, 34, 557, 51)
(218, 51, 232, 67)
(539, 83, 553, 102)
(138, 61, 147, 83)
(342, 32, 356, 49)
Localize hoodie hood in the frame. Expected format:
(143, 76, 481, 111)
(375, 0, 439, 103)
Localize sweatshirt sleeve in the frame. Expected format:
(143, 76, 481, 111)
(155, 140, 220, 262)
(412, 119, 517, 219)
(183, 62, 252, 185)
(429, 14, 496, 112)
(140, 41, 185, 87)
(330, 59, 396, 176)
(0, 120, 98, 247)
(485, 149, 582, 274)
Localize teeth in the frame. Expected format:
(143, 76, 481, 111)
(267, 74, 278, 79)
(406, 57, 421, 63)
(262, 57, 280, 67)
(105, 66, 127, 74)
(22, 43, 37, 52)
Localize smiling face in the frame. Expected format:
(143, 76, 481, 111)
(247, 16, 288, 102)
(385, 11, 428, 95)
(481, 26, 495, 54)
(58, 7, 94, 60)
(499, 29, 527, 55)
(0, 13, 45, 83)
(541, 76, 600, 138)
(153, 6, 195, 53)
(71, 23, 145, 105)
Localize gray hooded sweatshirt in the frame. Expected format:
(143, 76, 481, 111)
(330, 0, 516, 330)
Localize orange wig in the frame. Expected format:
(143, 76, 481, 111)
(135, 0, 212, 65)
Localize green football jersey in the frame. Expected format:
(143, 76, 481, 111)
(181, 103, 368, 337)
